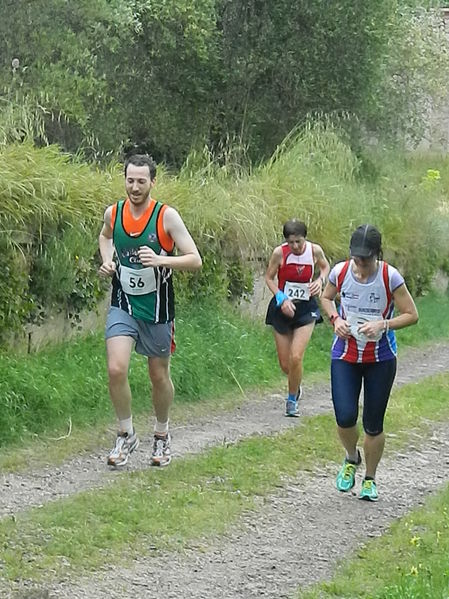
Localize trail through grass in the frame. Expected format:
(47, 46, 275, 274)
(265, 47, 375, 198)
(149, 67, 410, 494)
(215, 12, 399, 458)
(2, 292, 449, 449)
(0, 373, 448, 583)
(299, 474, 449, 599)
(0, 291, 448, 473)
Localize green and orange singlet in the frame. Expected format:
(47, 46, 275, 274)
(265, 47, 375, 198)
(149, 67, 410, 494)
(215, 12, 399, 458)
(110, 198, 175, 323)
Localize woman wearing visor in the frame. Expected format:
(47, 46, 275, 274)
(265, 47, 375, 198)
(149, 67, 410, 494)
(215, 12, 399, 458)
(320, 224, 418, 501)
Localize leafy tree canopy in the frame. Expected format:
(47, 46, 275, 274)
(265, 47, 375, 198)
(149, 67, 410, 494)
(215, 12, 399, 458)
(0, 0, 447, 163)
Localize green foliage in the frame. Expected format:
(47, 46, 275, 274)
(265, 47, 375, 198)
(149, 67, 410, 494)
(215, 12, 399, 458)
(1, 1, 447, 161)
(115, 0, 220, 164)
(226, 258, 255, 301)
(0, 0, 219, 161)
(176, 251, 255, 306)
(2, 117, 449, 340)
(29, 225, 104, 315)
(175, 249, 229, 305)
(0, 239, 33, 335)
(214, 1, 398, 158)
(0, 0, 138, 154)
(357, 149, 449, 295)
(362, 4, 449, 145)
(0, 142, 123, 341)
(0, 92, 49, 146)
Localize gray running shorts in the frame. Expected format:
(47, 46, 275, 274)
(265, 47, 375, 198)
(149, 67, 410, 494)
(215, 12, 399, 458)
(105, 306, 175, 357)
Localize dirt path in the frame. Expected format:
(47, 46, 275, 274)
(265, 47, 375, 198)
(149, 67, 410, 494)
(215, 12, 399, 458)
(43, 427, 449, 599)
(2, 342, 449, 598)
(1, 343, 447, 518)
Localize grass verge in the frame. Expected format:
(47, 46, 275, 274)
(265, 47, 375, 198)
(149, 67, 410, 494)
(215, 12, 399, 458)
(299, 483, 449, 599)
(0, 373, 448, 584)
(0, 291, 448, 471)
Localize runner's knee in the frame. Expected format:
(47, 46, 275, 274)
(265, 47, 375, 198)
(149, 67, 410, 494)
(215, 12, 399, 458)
(149, 361, 171, 386)
(362, 413, 384, 436)
(107, 361, 128, 382)
(335, 413, 358, 429)
(290, 349, 305, 364)
(363, 426, 383, 437)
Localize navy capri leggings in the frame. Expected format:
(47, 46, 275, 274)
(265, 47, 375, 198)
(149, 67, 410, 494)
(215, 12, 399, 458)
(331, 358, 397, 436)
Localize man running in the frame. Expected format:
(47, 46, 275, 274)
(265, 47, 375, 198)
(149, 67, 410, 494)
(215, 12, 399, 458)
(99, 154, 202, 467)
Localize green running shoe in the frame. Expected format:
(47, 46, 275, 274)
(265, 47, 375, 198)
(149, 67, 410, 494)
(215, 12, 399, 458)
(336, 451, 361, 492)
(359, 479, 378, 502)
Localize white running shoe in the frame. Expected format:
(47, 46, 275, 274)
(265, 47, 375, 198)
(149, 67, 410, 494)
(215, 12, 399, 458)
(107, 430, 139, 467)
(150, 433, 172, 467)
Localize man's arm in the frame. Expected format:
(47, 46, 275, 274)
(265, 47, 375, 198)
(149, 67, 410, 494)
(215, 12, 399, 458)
(98, 205, 116, 277)
(138, 206, 202, 271)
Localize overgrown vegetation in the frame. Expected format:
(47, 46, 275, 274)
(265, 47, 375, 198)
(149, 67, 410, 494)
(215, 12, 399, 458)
(1, 2, 448, 341)
(1, 2, 448, 162)
(0, 143, 117, 337)
(2, 118, 449, 342)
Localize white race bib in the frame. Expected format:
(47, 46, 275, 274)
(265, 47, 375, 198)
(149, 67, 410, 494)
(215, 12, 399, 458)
(284, 281, 310, 301)
(120, 265, 156, 295)
(346, 311, 382, 342)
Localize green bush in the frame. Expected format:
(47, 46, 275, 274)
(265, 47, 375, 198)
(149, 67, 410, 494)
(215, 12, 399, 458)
(29, 224, 105, 314)
(1, 120, 449, 344)
(0, 141, 122, 342)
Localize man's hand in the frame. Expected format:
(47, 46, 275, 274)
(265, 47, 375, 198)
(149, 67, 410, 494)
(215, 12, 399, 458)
(138, 246, 161, 267)
(98, 261, 116, 277)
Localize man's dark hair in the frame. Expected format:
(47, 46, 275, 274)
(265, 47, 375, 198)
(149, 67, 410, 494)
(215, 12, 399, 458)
(283, 219, 307, 239)
(124, 154, 157, 180)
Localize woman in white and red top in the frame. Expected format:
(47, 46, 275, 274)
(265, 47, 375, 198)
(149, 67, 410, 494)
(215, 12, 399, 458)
(265, 219, 330, 417)
(321, 224, 418, 501)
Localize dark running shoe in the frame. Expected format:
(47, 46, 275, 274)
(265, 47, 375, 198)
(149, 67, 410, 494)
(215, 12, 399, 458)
(285, 399, 300, 417)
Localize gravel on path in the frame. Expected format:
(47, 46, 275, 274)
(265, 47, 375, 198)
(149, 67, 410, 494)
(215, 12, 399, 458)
(1, 342, 449, 598)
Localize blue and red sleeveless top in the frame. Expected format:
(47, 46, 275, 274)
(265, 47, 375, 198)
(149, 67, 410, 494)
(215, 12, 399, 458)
(330, 260, 404, 363)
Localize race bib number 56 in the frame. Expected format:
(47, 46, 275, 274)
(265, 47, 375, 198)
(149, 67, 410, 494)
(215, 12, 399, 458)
(120, 265, 157, 295)
(284, 281, 310, 301)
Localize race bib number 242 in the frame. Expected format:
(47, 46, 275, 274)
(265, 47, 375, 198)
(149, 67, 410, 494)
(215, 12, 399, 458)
(284, 281, 310, 301)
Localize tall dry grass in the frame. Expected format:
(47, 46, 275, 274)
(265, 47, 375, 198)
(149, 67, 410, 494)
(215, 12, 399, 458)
(1, 114, 449, 339)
